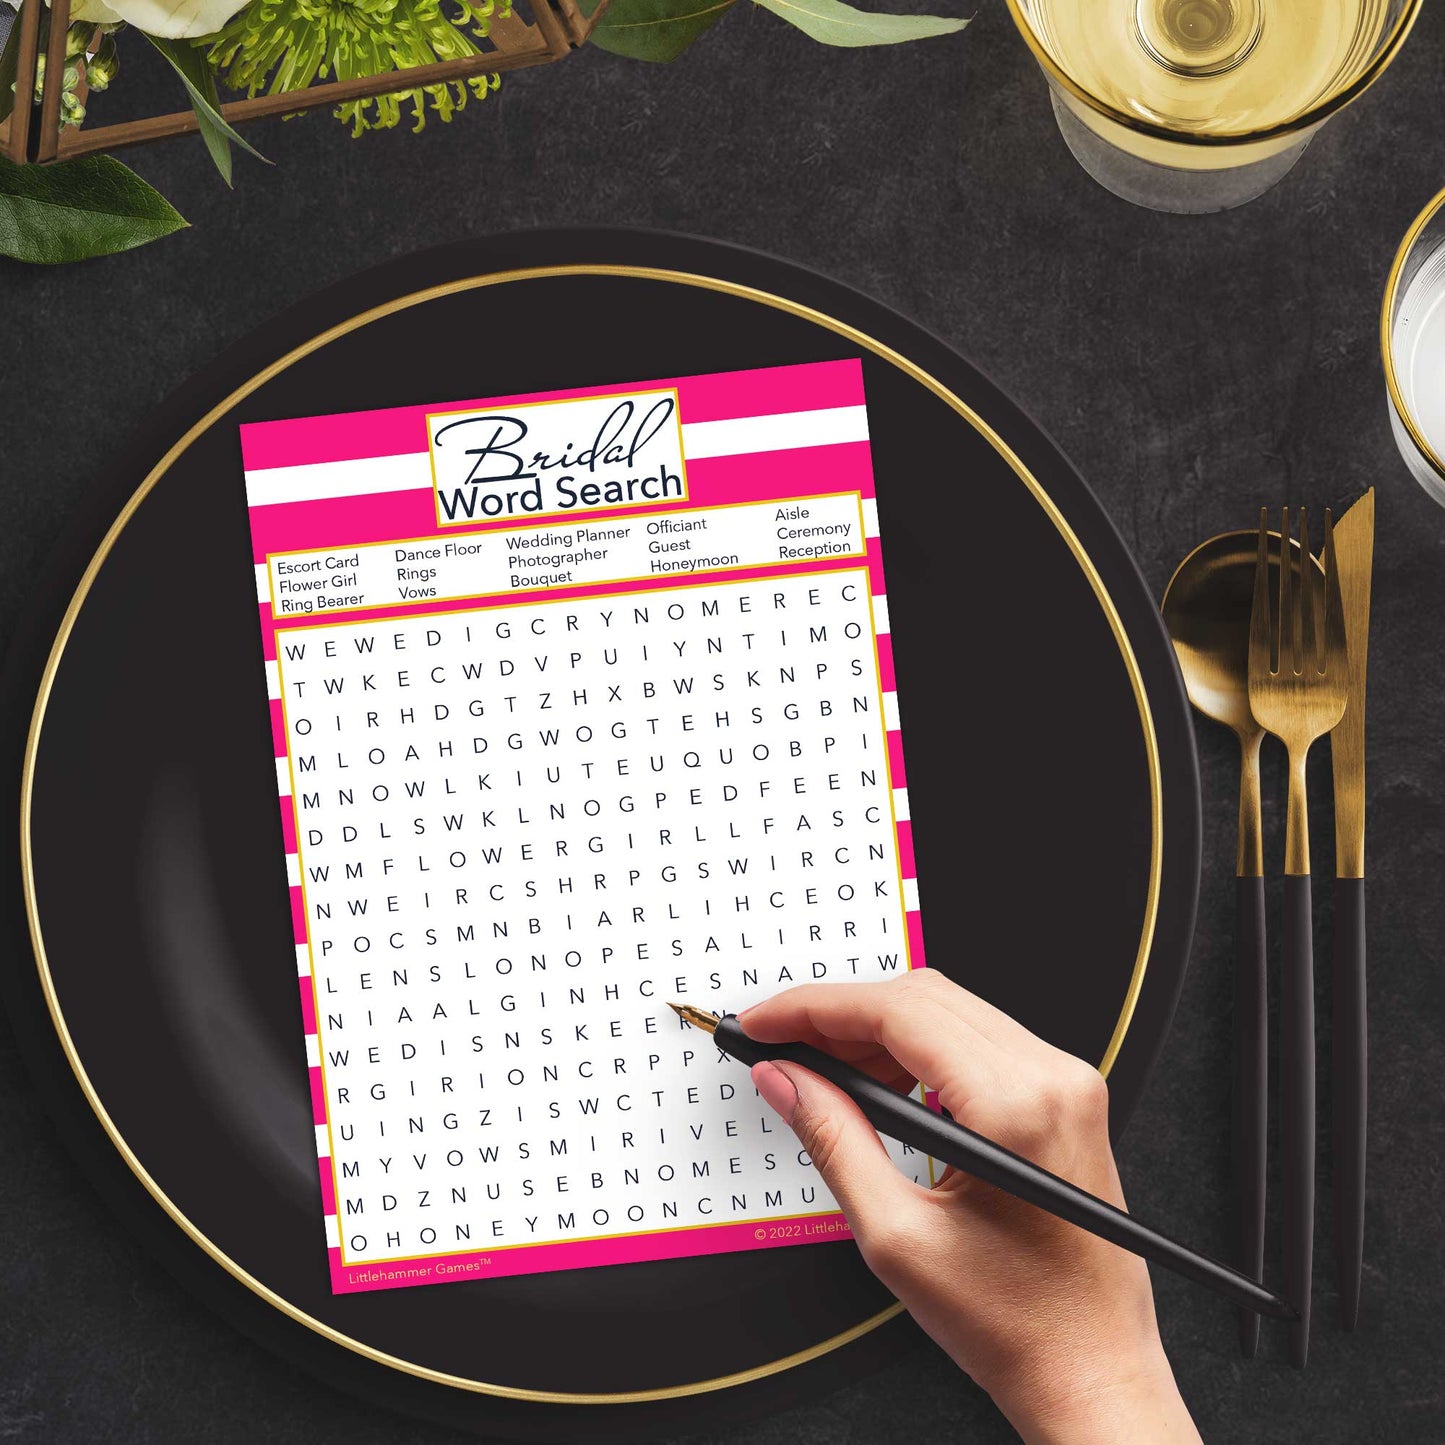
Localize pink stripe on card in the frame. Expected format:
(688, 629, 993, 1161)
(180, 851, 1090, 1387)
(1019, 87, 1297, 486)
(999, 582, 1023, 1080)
(241, 361, 864, 471)
(907, 911, 927, 969)
(298, 981, 316, 1034)
(327, 1210, 857, 1293)
(270, 699, 287, 753)
(290, 886, 306, 942)
(318, 1163, 336, 1216)
(309, 1066, 326, 1122)
(279, 804, 297, 854)
(875, 635, 896, 691)
(896, 821, 915, 878)
(683, 442, 874, 505)
(887, 731, 907, 788)
(250, 488, 436, 562)
(676, 359, 864, 423)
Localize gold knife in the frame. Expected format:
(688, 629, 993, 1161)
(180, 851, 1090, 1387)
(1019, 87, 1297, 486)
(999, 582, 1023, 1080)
(1330, 487, 1373, 1330)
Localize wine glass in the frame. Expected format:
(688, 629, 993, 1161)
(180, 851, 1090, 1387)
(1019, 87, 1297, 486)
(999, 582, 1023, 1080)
(1005, 0, 1422, 214)
(1383, 184, 1445, 508)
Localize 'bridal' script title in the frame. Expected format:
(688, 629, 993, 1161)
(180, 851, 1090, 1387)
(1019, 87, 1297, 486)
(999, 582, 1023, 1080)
(426, 388, 687, 526)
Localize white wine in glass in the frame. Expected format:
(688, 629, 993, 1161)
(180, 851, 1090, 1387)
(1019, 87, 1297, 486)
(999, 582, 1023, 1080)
(1007, 0, 1420, 212)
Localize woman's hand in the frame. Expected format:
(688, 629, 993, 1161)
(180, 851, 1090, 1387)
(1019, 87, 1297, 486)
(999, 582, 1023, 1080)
(739, 972, 1200, 1444)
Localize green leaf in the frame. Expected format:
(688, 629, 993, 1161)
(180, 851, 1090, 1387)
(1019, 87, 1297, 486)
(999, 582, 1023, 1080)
(0, 153, 187, 264)
(144, 33, 268, 187)
(0, 11, 19, 126)
(584, 0, 738, 62)
(754, 0, 967, 46)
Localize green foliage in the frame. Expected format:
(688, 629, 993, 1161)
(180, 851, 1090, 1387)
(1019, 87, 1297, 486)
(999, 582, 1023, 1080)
(587, 0, 737, 63)
(0, 152, 187, 264)
(145, 33, 268, 186)
(754, 0, 967, 46)
(0, 0, 966, 265)
(0, 14, 18, 125)
(584, 0, 965, 62)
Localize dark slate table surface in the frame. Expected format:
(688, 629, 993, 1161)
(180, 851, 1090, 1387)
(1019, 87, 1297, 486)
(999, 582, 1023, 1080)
(4, 3, 1444, 1440)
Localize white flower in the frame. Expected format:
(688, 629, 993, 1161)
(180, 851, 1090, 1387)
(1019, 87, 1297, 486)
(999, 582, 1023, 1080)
(69, 0, 126, 24)
(70, 0, 251, 39)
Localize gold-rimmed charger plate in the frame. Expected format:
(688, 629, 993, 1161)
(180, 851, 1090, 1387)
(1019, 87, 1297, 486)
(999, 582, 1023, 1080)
(0, 231, 1200, 1439)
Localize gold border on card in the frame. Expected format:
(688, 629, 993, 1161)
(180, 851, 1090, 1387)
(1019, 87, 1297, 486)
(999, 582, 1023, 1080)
(20, 266, 1162, 1405)
(424, 384, 690, 530)
(277, 565, 917, 1273)
(264, 489, 870, 621)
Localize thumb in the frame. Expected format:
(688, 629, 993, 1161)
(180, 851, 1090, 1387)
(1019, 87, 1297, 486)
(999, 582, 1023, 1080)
(752, 1060, 920, 1250)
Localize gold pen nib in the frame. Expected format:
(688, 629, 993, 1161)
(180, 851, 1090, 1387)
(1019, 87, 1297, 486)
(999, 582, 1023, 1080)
(668, 1002, 720, 1034)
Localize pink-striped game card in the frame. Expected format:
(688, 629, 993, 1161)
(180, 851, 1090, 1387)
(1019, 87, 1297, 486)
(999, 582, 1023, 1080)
(241, 358, 928, 1294)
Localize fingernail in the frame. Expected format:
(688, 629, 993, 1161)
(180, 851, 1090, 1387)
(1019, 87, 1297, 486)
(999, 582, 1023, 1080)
(751, 1061, 798, 1124)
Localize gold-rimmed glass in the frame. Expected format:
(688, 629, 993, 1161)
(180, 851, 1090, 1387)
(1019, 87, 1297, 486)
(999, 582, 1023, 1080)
(1383, 185, 1445, 508)
(1004, 0, 1422, 214)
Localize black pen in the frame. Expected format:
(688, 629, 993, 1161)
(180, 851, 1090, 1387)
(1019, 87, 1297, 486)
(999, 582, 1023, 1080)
(669, 1003, 1297, 1323)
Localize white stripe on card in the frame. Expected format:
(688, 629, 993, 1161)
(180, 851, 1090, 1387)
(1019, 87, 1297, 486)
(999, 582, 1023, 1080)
(305, 1034, 320, 1067)
(297, 944, 312, 976)
(286, 853, 301, 887)
(892, 787, 911, 823)
(882, 690, 900, 732)
(255, 562, 270, 602)
(862, 498, 880, 537)
(315, 1124, 330, 1158)
(872, 594, 891, 634)
(276, 755, 292, 795)
(265, 660, 280, 699)
(324, 1215, 340, 1248)
(680, 405, 869, 460)
(903, 877, 920, 913)
(245, 451, 432, 508)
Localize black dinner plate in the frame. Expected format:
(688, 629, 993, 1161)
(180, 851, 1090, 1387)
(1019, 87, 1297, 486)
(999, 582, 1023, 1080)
(0, 230, 1199, 1441)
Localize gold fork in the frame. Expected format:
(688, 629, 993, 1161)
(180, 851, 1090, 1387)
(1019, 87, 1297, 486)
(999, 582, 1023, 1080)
(1248, 507, 1349, 1369)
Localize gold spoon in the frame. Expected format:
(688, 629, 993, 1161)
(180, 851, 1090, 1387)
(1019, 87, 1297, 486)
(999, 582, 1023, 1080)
(1163, 529, 1318, 1359)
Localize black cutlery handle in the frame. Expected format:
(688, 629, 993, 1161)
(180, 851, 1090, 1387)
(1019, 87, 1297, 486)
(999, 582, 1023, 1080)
(713, 1017, 1298, 1322)
(1333, 876, 1367, 1330)
(1281, 872, 1315, 1367)
(1233, 874, 1267, 1359)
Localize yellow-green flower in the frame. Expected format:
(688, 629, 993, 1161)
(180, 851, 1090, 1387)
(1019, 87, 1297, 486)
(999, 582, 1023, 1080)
(209, 0, 506, 136)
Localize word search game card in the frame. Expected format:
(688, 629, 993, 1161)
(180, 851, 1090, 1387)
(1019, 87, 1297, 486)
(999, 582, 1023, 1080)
(242, 359, 929, 1294)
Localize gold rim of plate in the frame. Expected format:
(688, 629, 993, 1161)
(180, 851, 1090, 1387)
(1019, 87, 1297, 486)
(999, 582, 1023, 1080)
(1382, 181, 1445, 483)
(1003, 0, 1423, 149)
(20, 264, 1162, 1406)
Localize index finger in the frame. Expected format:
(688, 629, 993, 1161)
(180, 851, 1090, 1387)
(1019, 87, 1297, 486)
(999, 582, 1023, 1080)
(747, 968, 1051, 1056)
(739, 974, 1006, 1103)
